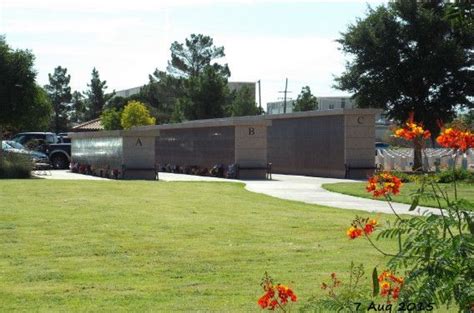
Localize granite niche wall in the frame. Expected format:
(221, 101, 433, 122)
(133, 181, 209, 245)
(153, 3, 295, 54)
(265, 109, 379, 178)
(70, 109, 378, 180)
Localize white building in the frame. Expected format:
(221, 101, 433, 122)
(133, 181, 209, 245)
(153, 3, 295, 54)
(266, 96, 356, 114)
(114, 82, 256, 99)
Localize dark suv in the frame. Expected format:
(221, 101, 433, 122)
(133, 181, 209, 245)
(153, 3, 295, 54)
(11, 132, 71, 169)
(11, 132, 58, 148)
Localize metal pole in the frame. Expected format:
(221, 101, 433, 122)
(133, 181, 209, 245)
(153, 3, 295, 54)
(283, 78, 288, 113)
(258, 80, 262, 113)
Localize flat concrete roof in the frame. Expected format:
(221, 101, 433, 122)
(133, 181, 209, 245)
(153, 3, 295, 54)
(69, 128, 160, 139)
(264, 108, 382, 120)
(133, 115, 272, 131)
(70, 109, 381, 137)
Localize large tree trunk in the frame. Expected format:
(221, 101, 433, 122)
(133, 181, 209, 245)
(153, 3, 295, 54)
(413, 137, 423, 172)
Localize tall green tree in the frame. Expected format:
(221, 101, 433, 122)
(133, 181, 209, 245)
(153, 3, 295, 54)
(167, 34, 230, 79)
(45, 66, 72, 133)
(21, 86, 53, 132)
(335, 1, 473, 170)
(176, 66, 229, 120)
(0, 36, 52, 160)
(293, 86, 318, 112)
(70, 91, 86, 124)
(228, 86, 259, 116)
(85, 67, 114, 120)
(138, 69, 185, 123)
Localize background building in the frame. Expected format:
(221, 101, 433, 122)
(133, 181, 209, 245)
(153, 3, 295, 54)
(267, 100, 295, 115)
(114, 86, 141, 98)
(266, 96, 355, 114)
(318, 96, 355, 110)
(115, 82, 256, 100)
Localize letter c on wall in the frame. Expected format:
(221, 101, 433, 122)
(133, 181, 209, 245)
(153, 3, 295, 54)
(357, 116, 365, 124)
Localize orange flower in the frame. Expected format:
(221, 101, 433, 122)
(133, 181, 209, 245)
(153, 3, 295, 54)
(347, 226, 363, 239)
(366, 172, 402, 197)
(258, 290, 273, 309)
(378, 270, 403, 302)
(364, 219, 377, 235)
(347, 217, 379, 239)
(437, 128, 474, 152)
(277, 284, 297, 304)
(393, 114, 431, 141)
(380, 281, 391, 296)
(258, 274, 297, 310)
(392, 286, 401, 300)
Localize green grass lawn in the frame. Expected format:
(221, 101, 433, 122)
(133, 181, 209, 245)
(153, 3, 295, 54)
(0, 179, 403, 312)
(322, 181, 474, 209)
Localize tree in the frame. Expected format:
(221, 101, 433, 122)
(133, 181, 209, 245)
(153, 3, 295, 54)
(45, 66, 72, 133)
(167, 34, 230, 79)
(21, 86, 53, 131)
(293, 86, 318, 112)
(0, 36, 52, 160)
(105, 96, 128, 111)
(101, 108, 123, 130)
(335, 1, 473, 170)
(177, 66, 229, 120)
(85, 67, 114, 120)
(138, 69, 185, 123)
(229, 86, 259, 116)
(70, 91, 86, 124)
(120, 101, 156, 129)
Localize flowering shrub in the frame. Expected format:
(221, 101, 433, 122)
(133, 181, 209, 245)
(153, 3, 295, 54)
(366, 172, 403, 198)
(345, 125, 473, 311)
(257, 122, 472, 311)
(437, 127, 474, 152)
(392, 113, 430, 171)
(393, 116, 431, 141)
(257, 272, 297, 311)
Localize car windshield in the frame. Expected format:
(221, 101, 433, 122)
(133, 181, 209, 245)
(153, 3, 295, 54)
(6, 141, 25, 150)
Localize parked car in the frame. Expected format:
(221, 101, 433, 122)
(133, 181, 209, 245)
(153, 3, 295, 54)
(10, 132, 71, 169)
(1, 141, 50, 164)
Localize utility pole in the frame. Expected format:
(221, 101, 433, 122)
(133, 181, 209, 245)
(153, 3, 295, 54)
(278, 78, 292, 113)
(257, 80, 262, 114)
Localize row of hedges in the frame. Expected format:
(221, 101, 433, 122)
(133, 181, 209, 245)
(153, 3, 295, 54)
(0, 153, 32, 178)
(391, 169, 474, 184)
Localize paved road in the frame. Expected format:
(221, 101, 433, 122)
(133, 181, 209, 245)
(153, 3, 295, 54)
(40, 170, 437, 216)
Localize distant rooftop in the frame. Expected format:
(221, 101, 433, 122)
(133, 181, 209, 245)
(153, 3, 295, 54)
(72, 118, 103, 132)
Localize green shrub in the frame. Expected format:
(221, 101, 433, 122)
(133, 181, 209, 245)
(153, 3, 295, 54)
(435, 168, 474, 183)
(389, 170, 419, 183)
(0, 153, 33, 178)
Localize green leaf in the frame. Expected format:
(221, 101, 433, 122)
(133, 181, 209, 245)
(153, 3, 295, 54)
(462, 212, 474, 234)
(372, 267, 379, 297)
(409, 196, 419, 211)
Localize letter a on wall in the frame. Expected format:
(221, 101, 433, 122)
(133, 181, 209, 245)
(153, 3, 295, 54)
(136, 138, 142, 146)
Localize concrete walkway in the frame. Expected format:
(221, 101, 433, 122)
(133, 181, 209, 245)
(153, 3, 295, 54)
(40, 170, 437, 216)
(34, 169, 109, 180)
